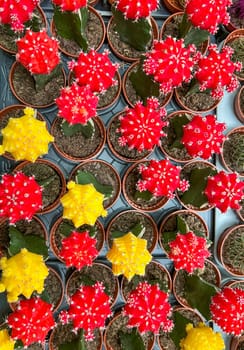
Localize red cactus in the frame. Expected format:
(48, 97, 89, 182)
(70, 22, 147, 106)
(7, 297, 55, 346)
(68, 49, 119, 94)
(55, 82, 98, 125)
(16, 29, 60, 75)
(185, 0, 232, 34)
(52, 0, 87, 11)
(137, 159, 189, 199)
(123, 281, 173, 333)
(118, 97, 167, 152)
(59, 282, 112, 340)
(181, 114, 226, 159)
(204, 171, 244, 213)
(210, 287, 244, 336)
(59, 230, 99, 270)
(0, 0, 40, 32)
(195, 44, 242, 99)
(143, 37, 199, 95)
(115, 0, 159, 19)
(168, 231, 211, 273)
(0, 172, 43, 224)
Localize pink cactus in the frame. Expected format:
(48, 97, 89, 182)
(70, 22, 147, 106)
(181, 114, 226, 159)
(59, 230, 99, 270)
(0, 0, 40, 32)
(143, 37, 200, 95)
(117, 97, 167, 152)
(55, 82, 98, 125)
(52, 0, 87, 11)
(210, 287, 244, 336)
(137, 159, 189, 199)
(204, 171, 244, 213)
(7, 297, 55, 346)
(168, 231, 211, 273)
(0, 172, 43, 224)
(68, 49, 119, 94)
(185, 0, 232, 34)
(115, 0, 159, 20)
(16, 29, 60, 74)
(195, 44, 242, 99)
(123, 281, 173, 333)
(59, 282, 112, 340)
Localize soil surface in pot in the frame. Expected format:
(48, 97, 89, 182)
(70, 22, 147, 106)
(221, 227, 244, 275)
(17, 162, 62, 210)
(122, 261, 170, 300)
(50, 323, 101, 350)
(107, 211, 156, 251)
(25, 343, 43, 350)
(11, 63, 65, 107)
(71, 161, 120, 208)
(54, 9, 104, 57)
(108, 113, 151, 161)
(240, 88, 244, 114)
(105, 313, 154, 350)
(229, 0, 244, 29)
(52, 117, 104, 160)
(228, 37, 244, 79)
(222, 131, 244, 174)
(44, 269, 63, 310)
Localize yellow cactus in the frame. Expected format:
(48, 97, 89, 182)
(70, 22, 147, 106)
(106, 232, 152, 281)
(180, 323, 225, 350)
(0, 330, 15, 350)
(0, 107, 54, 162)
(0, 248, 49, 303)
(61, 181, 107, 228)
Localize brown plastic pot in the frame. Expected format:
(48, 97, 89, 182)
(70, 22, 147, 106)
(106, 209, 158, 253)
(161, 0, 184, 13)
(223, 29, 244, 82)
(107, 16, 159, 62)
(122, 61, 173, 108)
(234, 85, 244, 123)
(106, 110, 154, 163)
(13, 159, 66, 214)
(51, 116, 106, 162)
(69, 159, 121, 209)
(9, 62, 66, 109)
(104, 312, 155, 350)
(217, 224, 244, 277)
(222, 279, 244, 289)
(122, 161, 170, 212)
(50, 6, 106, 58)
(230, 335, 244, 350)
(50, 216, 105, 263)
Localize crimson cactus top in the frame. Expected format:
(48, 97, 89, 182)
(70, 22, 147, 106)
(115, 0, 159, 19)
(210, 287, 244, 336)
(7, 297, 55, 346)
(118, 97, 167, 152)
(0, 0, 40, 32)
(123, 281, 173, 333)
(16, 29, 60, 75)
(181, 114, 226, 159)
(55, 82, 98, 125)
(52, 0, 87, 11)
(0, 172, 43, 224)
(185, 0, 231, 34)
(137, 159, 189, 199)
(69, 49, 119, 94)
(143, 38, 200, 95)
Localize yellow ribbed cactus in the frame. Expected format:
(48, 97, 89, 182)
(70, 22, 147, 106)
(0, 248, 49, 303)
(61, 181, 107, 228)
(0, 107, 54, 162)
(180, 323, 225, 350)
(106, 232, 152, 281)
(0, 329, 15, 350)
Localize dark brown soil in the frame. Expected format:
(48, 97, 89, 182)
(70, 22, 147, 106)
(228, 37, 244, 79)
(26, 343, 43, 350)
(241, 88, 244, 114)
(44, 268, 63, 310)
(105, 313, 154, 350)
(54, 9, 104, 57)
(108, 113, 151, 161)
(121, 261, 171, 300)
(106, 211, 157, 251)
(52, 117, 105, 161)
(222, 227, 244, 275)
(97, 72, 121, 109)
(10, 63, 65, 107)
(238, 198, 244, 220)
(222, 131, 244, 174)
(16, 162, 63, 210)
(229, 0, 244, 29)
(70, 160, 120, 208)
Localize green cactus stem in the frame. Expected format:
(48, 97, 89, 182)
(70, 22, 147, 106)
(59, 329, 88, 350)
(111, 223, 145, 239)
(119, 328, 145, 350)
(33, 63, 63, 92)
(61, 119, 95, 138)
